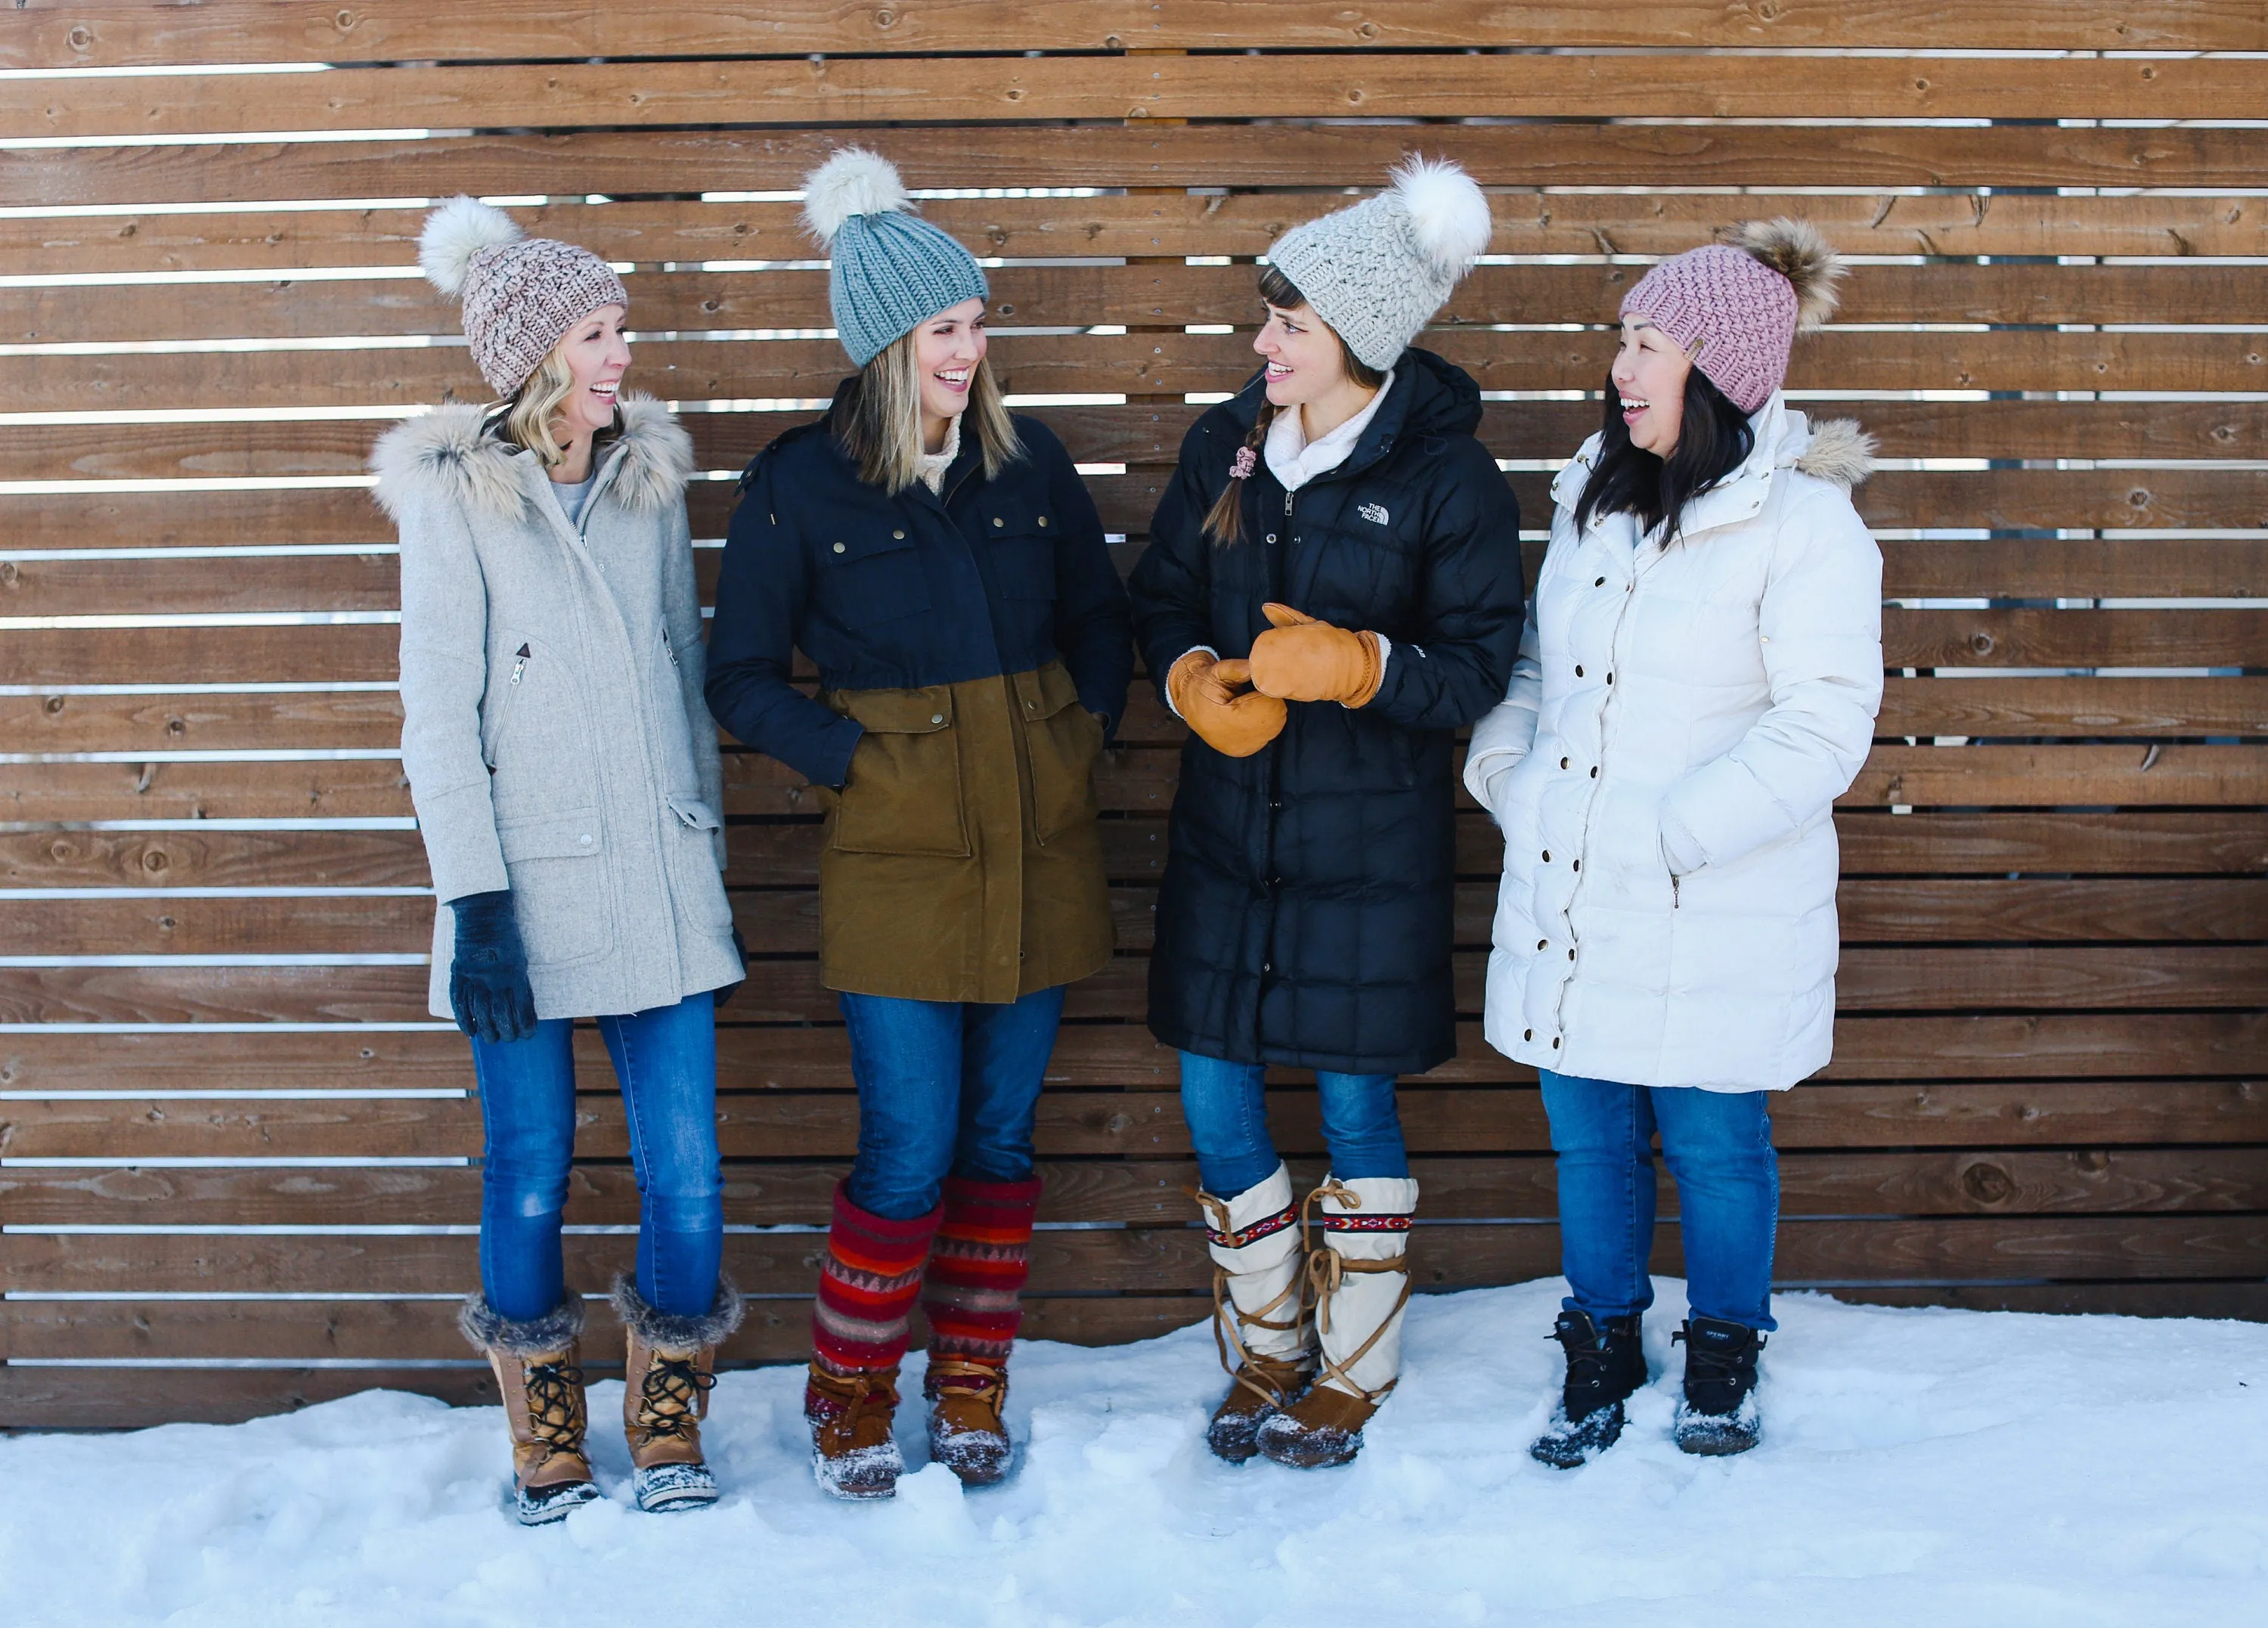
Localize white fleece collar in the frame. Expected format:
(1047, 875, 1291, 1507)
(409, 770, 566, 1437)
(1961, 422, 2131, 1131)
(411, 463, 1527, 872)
(1263, 370, 1394, 492)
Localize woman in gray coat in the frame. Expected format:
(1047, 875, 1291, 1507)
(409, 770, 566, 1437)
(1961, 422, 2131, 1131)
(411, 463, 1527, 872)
(374, 199, 743, 1523)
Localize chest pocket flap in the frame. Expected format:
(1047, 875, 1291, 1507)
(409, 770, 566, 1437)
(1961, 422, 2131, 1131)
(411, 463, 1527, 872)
(820, 522, 931, 625)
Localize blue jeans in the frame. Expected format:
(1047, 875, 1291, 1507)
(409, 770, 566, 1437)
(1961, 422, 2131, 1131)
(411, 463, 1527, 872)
(1539, 1070, 1779, 1332)
(839, 985, 1067, 1220)
(1179, 1050, 1408, 1199)
(472, 991, 723, 1323)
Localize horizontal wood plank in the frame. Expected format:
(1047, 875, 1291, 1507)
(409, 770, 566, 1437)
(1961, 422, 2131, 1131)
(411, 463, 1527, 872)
(16, 2, 2252, 70)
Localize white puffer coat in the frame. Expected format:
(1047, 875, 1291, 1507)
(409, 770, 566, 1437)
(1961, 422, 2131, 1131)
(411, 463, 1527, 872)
(1464, 398, 1882, 1092)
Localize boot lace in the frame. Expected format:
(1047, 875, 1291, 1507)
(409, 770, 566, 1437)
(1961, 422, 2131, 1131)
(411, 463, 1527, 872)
(636, 1353, 714, 1440)
(525, 1357, 587, 1466)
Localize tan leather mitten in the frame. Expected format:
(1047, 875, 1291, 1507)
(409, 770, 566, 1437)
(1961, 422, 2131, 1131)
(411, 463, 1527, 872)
(1246, 603, 1384, 707)
(1167, 649, 1288, 758)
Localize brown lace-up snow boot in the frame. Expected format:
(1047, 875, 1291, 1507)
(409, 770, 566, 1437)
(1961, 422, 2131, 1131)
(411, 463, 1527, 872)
(612, 1275, 743, 1512)
(925, 1357, 1013, 1486)
(461, 1295, 602, 1526)
(1191, 1164, 1315, 1462)
(806, 1364, 905, 1499)
(1256, 1175, 1418, 1470)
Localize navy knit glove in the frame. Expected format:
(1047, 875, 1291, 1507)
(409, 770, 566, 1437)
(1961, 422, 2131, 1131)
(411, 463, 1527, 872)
(448, 889, 538, 1044)
(714, 925, 748, 1009)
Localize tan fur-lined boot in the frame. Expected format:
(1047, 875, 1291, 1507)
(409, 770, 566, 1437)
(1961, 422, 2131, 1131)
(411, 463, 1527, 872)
(612, 1275, 744, 1513)
(1191, 1163, 1315, 1462)
(461, 1295, 603, 1525)
(1256, 1175, 1418, 1469)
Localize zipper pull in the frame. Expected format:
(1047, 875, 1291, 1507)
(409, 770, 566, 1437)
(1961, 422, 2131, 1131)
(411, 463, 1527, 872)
(510, 643, 530, 686)
(662, 629, 678, 666)
(1672, 874, 1681, 909)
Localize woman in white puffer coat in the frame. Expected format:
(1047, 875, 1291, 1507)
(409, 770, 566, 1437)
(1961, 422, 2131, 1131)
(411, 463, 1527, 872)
(1464, 222, 1882, 1465)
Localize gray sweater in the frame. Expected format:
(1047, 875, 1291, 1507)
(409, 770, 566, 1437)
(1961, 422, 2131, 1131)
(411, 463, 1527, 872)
(373, 397, 740, 1020)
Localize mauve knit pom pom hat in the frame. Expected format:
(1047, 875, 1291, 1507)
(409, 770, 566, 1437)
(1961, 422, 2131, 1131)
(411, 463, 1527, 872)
(418, 197, 629, 399)
(1619, 219, 1845, 414)
(1265, 155, 1494, 372)
(801, 148, 990, 368)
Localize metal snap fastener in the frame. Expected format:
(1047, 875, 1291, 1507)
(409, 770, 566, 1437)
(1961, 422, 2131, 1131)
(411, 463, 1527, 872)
(578, 834, 593, 845)
(1594, 576, 1605, 587)
(1590, 767, 1599, 778)
(1559, 756, 1569, 770)
(1574, 665, 1584, 677)
(992, 516, 1005, 528)
(930, 713, 945, 724)
(1606, 673, 1614, 684)
(1572, 860, 1580, 872)
(1523, 1028, 1534, 1041)
(1263, 961, 1272, 972)
(891, 529, 905, 540)
(1567, 948, 1576, 961)
(1265, 533, 1277, 544)
(1541, 850, 1551, 862)
(1536, 938, 1546, 951)
(832, 541, 846, 554)
(1027, 699, 1038, 710)
(1551, 1037, 1561, 1049)
(1038, 516, 1049, 527)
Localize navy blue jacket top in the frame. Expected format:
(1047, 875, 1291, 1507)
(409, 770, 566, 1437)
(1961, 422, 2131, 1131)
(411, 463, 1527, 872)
(706, 393, 1135, 789)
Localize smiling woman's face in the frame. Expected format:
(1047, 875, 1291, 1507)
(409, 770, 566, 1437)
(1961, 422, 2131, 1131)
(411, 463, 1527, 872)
(1253, 299, 1349, 408)
(1610, 316, 1693, 457)
(555, 304, 630, 438)
(914, 298, 988, 425)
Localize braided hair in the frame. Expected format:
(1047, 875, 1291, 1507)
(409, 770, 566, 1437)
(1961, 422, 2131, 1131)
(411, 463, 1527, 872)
(1202, 266, 1386, 547)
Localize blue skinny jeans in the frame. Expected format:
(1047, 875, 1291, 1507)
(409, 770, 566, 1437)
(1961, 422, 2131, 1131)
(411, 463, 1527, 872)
(1540, 1069, 1780, 1332)
(1179, 1050, 1409, 1200)
(838, 985, 1067, 1221)
(472, 991, 723, 1323)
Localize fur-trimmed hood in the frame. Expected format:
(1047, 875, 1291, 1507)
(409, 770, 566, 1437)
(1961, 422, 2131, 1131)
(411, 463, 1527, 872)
(1790, 416, 1876, 489)
(371, 393, 693, 523)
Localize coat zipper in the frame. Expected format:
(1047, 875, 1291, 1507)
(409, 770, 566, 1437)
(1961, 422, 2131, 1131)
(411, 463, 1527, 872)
(510, 644, 530, 687)
(1672, 873, 1680, 909)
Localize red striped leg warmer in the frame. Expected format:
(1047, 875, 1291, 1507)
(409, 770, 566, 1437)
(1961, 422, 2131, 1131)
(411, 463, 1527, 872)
(810, 1182, 942, 1380)
(920, 1174, 1043, 1374)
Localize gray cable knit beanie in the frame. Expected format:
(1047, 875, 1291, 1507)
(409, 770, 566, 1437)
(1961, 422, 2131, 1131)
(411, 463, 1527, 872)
(801, 149, 990, 368)
(1266, 157, 1494, 371)
(417, 197, 629, 398)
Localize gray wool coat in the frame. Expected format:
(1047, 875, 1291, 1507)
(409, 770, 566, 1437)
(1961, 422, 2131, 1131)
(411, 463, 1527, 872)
(373, 395, 741, 1021)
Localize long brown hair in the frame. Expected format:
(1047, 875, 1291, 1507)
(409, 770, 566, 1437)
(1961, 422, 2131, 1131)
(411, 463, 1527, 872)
(835, 325, 1022, 495)
(1202, 265, 1388, 547)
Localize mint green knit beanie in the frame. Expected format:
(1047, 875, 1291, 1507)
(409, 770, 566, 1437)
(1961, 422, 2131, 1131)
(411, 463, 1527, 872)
(801, 148, 990, 368)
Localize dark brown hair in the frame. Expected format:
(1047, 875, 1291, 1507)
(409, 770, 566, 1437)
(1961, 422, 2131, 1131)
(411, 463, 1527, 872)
(1572, 363, 1755, 544)
(1202, 266, 1389, 547)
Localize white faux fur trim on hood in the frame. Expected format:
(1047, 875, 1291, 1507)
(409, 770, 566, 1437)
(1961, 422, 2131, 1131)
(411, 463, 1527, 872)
(370, 392, 693, 523)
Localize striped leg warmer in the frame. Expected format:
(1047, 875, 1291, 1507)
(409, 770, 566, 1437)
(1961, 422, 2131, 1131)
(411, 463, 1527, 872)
(811, 1182, 942, 1380)
(920, 1174, 1043, 1370)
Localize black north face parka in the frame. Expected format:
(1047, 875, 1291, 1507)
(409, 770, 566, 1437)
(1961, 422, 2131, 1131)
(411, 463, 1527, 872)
(1129, 349, 1526, 1074)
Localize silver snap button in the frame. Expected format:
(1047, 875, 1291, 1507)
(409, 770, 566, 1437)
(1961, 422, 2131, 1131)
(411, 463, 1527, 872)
(930, 713, 945, 725)
(891, 529, 905, 540)
(1037, 516, 1049, 527)
(832, 541, 846, 554)
(992, 516, 1005, 529)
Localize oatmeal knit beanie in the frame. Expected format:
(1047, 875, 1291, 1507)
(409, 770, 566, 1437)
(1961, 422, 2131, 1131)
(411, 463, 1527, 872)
(417, 197, 629, 399)
(1265, 157, 1493, 372)
(1619, 219, 1845, 414)
(801, 148, 990, 368)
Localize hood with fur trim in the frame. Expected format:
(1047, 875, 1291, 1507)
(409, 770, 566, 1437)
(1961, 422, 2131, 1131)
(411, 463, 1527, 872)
(371, 393, 692, 523)
(1789, 416, 1876, 489)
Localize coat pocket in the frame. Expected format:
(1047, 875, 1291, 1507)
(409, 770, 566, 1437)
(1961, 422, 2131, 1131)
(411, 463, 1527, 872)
(819, 526, 933, 627)
(497, 808, 610, 966)
(665, 795, 734, 932)
(826, 686, 971, 857)
(1013, 661, 1102, 845)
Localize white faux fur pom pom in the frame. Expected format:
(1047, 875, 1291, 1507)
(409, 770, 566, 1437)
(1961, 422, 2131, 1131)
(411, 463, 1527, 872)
(1391, 156, 1492, 282)
(801, 147, 912, 247)
(418, 196, 522, 298)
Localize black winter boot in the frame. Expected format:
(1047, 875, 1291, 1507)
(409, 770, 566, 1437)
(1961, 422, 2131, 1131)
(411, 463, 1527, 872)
(1529, 1309, 1647, 1469)
(1672, 1316, 1765, 1456)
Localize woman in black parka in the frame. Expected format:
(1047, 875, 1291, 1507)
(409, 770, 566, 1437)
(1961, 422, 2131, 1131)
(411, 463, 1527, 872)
(1129, 160, 1524, 1469)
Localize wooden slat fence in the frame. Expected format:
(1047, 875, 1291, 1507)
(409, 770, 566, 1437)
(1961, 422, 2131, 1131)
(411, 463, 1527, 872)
(1, 1, 2262, 1426)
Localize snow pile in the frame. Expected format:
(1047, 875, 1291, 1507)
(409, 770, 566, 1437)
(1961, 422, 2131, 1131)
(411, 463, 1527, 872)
(4, 1279, 2266, 1626)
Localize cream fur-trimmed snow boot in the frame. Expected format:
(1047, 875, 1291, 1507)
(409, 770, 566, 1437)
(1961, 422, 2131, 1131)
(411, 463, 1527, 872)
(1256, 1174, 1418, 1469)
(461, 1293, 603, 1525)
(612, 1274, 744, 1512)
(1191, 1163, 1315, 1462)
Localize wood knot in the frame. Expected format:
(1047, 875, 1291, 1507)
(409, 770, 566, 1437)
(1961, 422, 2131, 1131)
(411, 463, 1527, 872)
(67, 25, 93, 52)
(43, 694, 64, 714)
(1960, 1161, 2014, 1206)
(1967, 631, 1995, 656)
(873, 6, 899, 27)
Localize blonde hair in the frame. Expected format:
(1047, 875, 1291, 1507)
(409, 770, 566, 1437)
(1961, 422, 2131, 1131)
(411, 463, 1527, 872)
(837, 328, 1022, 495)
(500, 345, 580, 467)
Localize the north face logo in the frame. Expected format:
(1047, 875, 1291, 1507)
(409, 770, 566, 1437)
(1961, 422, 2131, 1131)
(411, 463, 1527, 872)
(1359, 501, 1390, 525)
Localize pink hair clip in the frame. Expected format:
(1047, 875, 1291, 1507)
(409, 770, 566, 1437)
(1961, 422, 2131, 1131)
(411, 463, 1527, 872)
(1229, 447, 1257, 481)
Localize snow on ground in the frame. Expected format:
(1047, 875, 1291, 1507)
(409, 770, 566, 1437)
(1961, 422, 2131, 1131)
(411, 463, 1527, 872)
(5, 1279, 2266, 1627)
